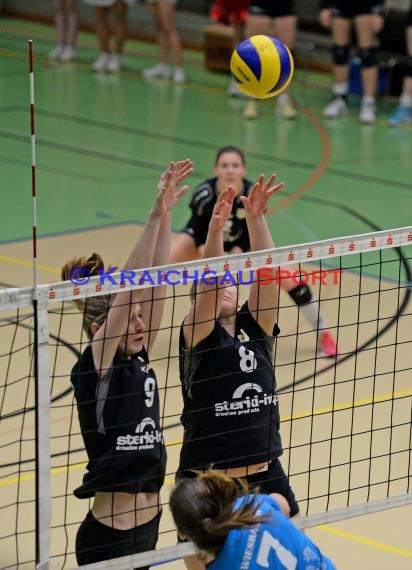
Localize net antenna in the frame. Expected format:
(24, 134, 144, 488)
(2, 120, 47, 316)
(29, 39, 52, 570)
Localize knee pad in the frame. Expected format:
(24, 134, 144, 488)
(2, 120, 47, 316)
(288, 284, 312, 306)
(332, 44, 350, 66)
(357, 47, 378, 68)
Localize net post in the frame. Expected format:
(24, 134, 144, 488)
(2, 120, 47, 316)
(34, 291, 52, 570)
(29, 38, 52, 570)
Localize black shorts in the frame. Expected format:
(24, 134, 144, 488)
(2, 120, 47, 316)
(408, 8, 412, 28)
(176, 457, 299, 518)
(249, 0, 296, 19)
(330, 1, 384, 19)
(76, 510, 161, 569)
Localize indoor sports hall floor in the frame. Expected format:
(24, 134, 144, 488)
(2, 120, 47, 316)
(0, 16, 411, 570)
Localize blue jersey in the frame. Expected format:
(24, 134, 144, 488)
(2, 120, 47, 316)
(208, 495, 336, 570)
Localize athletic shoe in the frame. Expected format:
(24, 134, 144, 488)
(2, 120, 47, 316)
(142, 63, 171, 79)
(317, 331, 338, 358)
(48, 44, 64, 60)
(359, 99, 376, 124)
(173, 67, 186, 84)
(276, 98, 298, 119)
(59, 45, 75, 62)
(92, 52, 110, 72)
(323, 96, 348, 118)
(242, 100, 258, 119)
(388, 105, 412, 126)
(107, 53, 121, 73)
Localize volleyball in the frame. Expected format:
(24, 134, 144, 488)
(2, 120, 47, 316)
(230, 35, 294, 99)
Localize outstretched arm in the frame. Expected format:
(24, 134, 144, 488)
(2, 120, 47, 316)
(143, 160, 194, 352)
(241, 174, 283, 335)
(183, 186, 236, 347)
(93, 160, 193, 373)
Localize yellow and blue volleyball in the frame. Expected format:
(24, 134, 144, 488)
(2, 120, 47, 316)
(230, 35, 294, 99)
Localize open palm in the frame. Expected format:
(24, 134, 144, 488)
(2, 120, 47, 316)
(209, 186, 236, 232)
(241, 174, 283, 217)
(154, 159, 193, 216)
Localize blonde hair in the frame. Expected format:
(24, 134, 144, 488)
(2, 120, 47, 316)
(169, 471, 269, 557)
(61, 253, 112, 340)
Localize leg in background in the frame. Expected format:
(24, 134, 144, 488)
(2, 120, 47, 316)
(142, 1, 172, 79)
(280, 268, 338, 358)
(92, 6, 111, 71)
(59, 0, 78, 61)
(108, 0, 129, 72)
(241, 14, 272, 119)
(48, 0, 66, 59)
(354, 14, 379, 123)
(323, 17, 351, 118)
(272, 14, 298, 118)
(65, 0, 78, 48)
(158, 0, 185, 82)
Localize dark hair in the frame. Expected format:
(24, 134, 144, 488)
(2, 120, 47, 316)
(61, 252, 112, 340)
(169, 471, 269, 558)
(214, 146, 246, 166)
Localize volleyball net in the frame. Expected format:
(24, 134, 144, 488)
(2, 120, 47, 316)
(0, 226, 411, 570)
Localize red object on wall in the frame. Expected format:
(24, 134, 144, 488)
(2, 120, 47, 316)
(210, 0, 250, 26)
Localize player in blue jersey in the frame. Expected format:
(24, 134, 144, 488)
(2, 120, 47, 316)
(170, 470, 336, 570)
(62, 160, 193, 567)
(171, 146, 338, 358)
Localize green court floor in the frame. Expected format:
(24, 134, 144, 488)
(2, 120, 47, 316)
(0, 17, 410, 259)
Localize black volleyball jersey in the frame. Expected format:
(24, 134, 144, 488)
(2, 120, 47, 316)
(183, 177, 253, 251)
(179, 302, 282, 470)
(71, 345, 167, 498)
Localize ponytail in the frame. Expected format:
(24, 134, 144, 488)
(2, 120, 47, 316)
(170, 471, 269, 557)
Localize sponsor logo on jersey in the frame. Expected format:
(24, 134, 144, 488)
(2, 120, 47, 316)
(240, 525, 258, 569)
(235, 208, 246, 220)
(223, 216, 243, 243)
(214, 382, 278, 417)
(137, 356, 151, 373)
(116, 417, 162, 451)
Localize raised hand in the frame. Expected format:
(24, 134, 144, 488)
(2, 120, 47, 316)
(240, 174, 283, 217)
(153, 159, 194, 217)
(209, 186, 236, 232)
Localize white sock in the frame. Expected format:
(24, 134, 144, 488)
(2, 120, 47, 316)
(332, 82, 348, 97)
(362, 95, 375, 105)
(300, 301, 326, 331)
(277, 92, 291, 104)
(400, 93, 412, 108)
